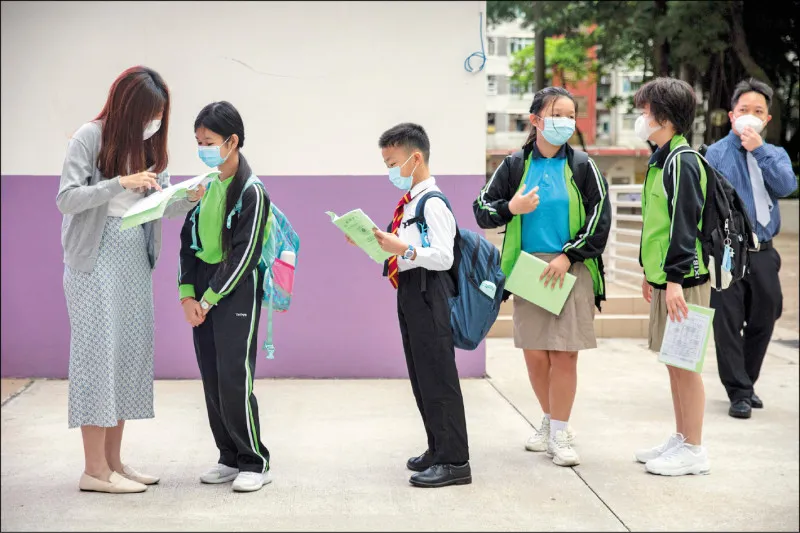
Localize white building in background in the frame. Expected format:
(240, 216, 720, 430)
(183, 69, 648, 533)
(484, 20, 536, 152)
(595, 68, 646, 147)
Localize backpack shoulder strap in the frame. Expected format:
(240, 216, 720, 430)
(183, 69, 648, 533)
(510, 150, 526, 185)
(662, 145, 700, 177)
(571, 149, 590, 169)
(415, 191, 452, 220)
(226, 175, 264, 229)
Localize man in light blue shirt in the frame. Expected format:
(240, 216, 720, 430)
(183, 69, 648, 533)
(705, 78, 798, 420)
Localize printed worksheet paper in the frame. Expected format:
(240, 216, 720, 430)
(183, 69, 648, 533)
(658, 304, 716, 373)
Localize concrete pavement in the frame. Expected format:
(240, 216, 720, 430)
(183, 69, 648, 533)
(1, 338, 798, 531)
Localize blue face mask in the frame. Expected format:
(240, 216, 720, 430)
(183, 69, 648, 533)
(539, 117, 576, 146)
(388, 154, 417, 190)
(198, 136, 232, 168)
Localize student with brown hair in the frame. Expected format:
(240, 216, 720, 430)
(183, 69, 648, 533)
(57, 66, 204, 493)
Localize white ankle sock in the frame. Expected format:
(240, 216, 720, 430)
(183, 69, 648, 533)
(550, 419, 568, 440)
(543, 414, 551, 422)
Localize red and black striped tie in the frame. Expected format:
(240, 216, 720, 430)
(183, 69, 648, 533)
(387, 192, 412, 289)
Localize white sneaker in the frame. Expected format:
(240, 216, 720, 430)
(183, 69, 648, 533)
(645, 443, 710, 476)
(200, 464, 239, 484)
(634, 433, 684, 464)
(525, 417, 551, 452)
(549, 430, 580, 467)
(232, 471, 272, 493)
(545, 426, 577, 457)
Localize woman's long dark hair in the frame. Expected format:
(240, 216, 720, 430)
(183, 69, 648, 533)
(193, 101, 251, 262)
(523, 86, 578, 147)
(95, 66, 170, 177)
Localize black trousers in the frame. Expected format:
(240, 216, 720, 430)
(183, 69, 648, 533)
(397, 268, 469, 465)
(192, 262, 269, 473)
(710, 246, 783, 403)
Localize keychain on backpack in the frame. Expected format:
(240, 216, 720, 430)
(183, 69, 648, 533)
(722, 241, 734, 273)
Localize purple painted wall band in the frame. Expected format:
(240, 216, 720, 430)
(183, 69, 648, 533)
(0, 174, 487, 379)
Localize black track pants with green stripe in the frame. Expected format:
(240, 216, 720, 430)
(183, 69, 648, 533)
(192, 260, 269, 473)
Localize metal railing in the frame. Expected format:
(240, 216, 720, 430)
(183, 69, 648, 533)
(605, 184, 644, 292)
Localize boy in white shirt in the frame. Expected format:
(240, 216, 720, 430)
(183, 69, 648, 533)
(369, 123, 471, 488)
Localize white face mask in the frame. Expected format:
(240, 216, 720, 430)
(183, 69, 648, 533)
(733, 114, 765, 135)
(143, 119, 162, 140)
(634, 114, 662, 142)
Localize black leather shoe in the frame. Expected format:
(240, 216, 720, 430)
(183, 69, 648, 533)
(729, 399, 752, 419)
(406, 451, 434, 472)
(409, 463, 472, 488)
(751, 393, 764, 409)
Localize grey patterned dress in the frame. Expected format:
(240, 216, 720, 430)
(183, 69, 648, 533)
(64, 217, 155, 428)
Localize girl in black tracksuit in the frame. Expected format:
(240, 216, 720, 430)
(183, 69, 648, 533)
(177, 101, 271, 493)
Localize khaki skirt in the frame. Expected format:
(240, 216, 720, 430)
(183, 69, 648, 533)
(512, 253, 597, 352)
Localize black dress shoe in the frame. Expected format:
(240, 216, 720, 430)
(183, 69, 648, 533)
(409, 463, 472, 488)
(751, 393, 764, 409)
(406, 451, 434, 472)
(729, 399, 752, 419)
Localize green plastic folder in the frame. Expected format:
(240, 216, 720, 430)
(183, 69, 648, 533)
(326, 209, 393, 264)
(120, 171, 218, 231)
(505, 252, 577, 315)
(658, 304, 716, 373)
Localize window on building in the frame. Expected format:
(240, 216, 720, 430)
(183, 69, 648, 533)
(509, 80, 532, 95)
(487, 112, 497, 133)
(487, 37, 496, 56)
(622, 113, 639, 131)
(508, 37, 534, 55)
(622, 75, 643, 94)
(597, 83, 611, 101)
(510, 114, 529, 132)
(487, 75, 497, 95)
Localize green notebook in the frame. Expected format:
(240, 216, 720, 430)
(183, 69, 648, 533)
(505, 252, 577, 315)
(326, 209, 392, 264)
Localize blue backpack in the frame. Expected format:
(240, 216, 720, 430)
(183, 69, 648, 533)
(195, 175, 300, 359)
(412, 191, 506, 350)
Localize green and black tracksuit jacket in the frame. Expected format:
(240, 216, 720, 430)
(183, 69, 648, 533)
(640, 134, 709, 289)
(473, 141, 611, 310)
(177, 155, 272, 474)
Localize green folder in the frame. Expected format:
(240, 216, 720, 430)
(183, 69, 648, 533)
(505, 252, 577, 315)
(326, 209, 393, 264)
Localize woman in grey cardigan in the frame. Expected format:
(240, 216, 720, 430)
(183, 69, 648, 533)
(56, 66, 203, 494)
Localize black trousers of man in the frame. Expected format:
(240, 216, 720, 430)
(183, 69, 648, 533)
(397, 268, 469, 465)
(710, 245, 783, 403)
(193, 261, 270, 473)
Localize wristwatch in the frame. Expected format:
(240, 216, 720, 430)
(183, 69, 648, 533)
(200, 299, 212, 311)
(402, 244, 416, 260)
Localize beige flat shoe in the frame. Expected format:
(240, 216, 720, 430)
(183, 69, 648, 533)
(119, 465, 160, 485)
(79, 472, 147, 493)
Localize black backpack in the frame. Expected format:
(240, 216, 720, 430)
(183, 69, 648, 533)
(663, 145, 756, 291)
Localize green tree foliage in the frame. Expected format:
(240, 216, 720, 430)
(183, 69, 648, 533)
(488, 0, 798, 155)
